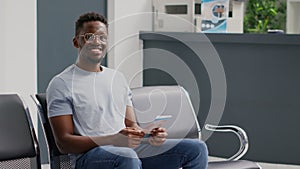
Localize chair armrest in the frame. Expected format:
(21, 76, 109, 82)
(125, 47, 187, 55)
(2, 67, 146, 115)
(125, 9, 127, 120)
(204, 124, 249, 161)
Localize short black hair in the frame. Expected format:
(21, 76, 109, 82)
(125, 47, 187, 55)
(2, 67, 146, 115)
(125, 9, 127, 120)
(75, 12, 108, 36)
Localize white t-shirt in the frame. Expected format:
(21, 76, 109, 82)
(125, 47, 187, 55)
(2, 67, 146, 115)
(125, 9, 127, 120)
(46, 64, 132, 168)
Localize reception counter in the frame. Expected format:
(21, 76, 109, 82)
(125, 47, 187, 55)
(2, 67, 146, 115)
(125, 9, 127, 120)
(140, 31, 300, 165)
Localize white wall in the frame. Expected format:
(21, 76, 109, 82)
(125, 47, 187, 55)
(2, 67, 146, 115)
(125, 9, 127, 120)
(287, 0, 300, 34)
(107, 0, 152, 88)
(0, 0, 37, 128)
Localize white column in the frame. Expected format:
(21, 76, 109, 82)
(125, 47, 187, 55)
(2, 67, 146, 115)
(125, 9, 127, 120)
(0, 0, 37, 128)
(107, 0, 152, 88)
(287, 0, 300, 34)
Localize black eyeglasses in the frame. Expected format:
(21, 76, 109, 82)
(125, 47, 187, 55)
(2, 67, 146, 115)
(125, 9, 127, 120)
(79, 33, 107, 43)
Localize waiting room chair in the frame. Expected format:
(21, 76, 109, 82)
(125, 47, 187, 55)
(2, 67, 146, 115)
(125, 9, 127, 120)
(31, 94, 71, 169)
(0, 94, 41, 169)
(131, 85, 261, 169)
(33, 85, 261, 169)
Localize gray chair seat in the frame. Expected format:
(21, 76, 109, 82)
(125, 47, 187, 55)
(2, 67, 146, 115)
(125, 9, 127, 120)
(208, 160, 261, 169)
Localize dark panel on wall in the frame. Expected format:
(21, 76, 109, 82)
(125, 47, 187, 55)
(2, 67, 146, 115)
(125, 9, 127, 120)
(140, 32, 300, 165)
(144, 69, 177, 86)
(142, 38, 212, 130)
(37, 0, 107, 163)
(38, 0, 107, 93)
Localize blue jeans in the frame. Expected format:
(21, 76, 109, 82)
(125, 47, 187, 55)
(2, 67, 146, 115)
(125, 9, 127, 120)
(76, 139, 208, 169)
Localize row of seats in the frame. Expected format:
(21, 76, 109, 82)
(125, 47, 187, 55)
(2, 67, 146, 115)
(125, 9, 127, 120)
(0, 85, 261, 169)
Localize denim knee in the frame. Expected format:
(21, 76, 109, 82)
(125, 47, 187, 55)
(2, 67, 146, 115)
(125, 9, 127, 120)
(113, 147, 141, 169)
(190, 140, 208, 157)
(76, 146, 141, 169)
(113, 147, 139, 159)
(190, 140, 208, 165)
(179, 139, 208, 169)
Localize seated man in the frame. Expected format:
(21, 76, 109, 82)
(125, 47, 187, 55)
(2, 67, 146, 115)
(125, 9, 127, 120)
(46, 12, 208, 169)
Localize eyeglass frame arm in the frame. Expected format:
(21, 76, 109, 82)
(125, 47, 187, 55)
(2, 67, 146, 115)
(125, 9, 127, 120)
(204, 124, 249, 161)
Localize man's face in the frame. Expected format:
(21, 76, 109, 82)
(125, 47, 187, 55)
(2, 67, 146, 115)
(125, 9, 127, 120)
(77, 21, 108, 64)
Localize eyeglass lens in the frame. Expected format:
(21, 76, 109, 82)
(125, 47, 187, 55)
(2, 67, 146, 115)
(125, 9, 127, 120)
(83, 33, 107, 42)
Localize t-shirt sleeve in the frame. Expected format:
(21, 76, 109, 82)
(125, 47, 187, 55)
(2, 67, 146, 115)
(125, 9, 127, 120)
(120, 73, 133, 107)
(46, 76, 73, 118)
(126, 86, 133, 107)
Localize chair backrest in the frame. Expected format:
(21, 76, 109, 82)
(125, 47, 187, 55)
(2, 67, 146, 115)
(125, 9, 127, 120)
(131, 85, 200, 139)
(132, 86, 262, 169)
(0, 94, 41, 169)
(33, 94, 71, 169)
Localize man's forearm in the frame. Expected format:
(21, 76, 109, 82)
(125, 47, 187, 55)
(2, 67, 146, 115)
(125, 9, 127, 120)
(56, 133, 118, 154)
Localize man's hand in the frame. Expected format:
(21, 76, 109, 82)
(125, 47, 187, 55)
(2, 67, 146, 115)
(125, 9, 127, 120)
(148, 127, 168, 146)
(113, 127, 145, 148)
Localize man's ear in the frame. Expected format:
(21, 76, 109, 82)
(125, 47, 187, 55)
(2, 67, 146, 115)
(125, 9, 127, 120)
(73, 37, 79, 48)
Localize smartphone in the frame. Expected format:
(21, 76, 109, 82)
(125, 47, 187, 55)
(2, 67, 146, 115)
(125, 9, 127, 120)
(143, 115, 172, 138)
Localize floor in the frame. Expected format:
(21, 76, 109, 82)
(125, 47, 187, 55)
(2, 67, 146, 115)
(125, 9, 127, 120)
(258, 162, 300, 169)
(41, 159, 300, 169)
(209, 156, 300, 169)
